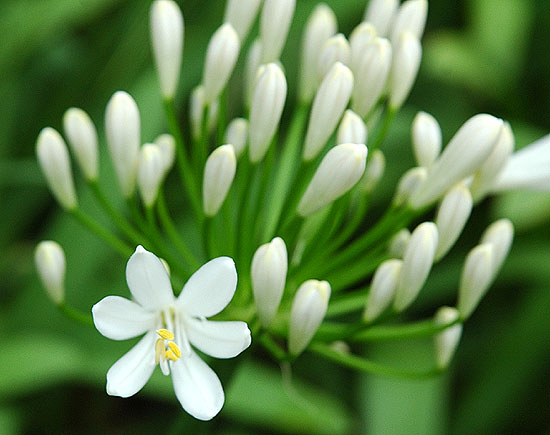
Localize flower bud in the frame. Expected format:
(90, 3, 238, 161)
(63, 108, 98, 181)
(202, 23, 240, 105)
(364, 0, 399, 37)
(388, 228, 411, 258)
(390, 0, 428, 45)
(224, 118, 249, 158)
(36, 127, 77, 210)
(359, 149, 385, 193)
(393, 166, 427, 206)
(251, 237, 288, 327)
(337, 110, 367, 145)
(298, 143, 368, 217)
(105, 91, 141, 198)
(202, 145, 237, 216)
(150, 0, 184, 99)
(189, 86, 205, 142)
(394, 222, 438, 311)
(433, 306, 462, 369)
(458, 243, 494, 319)
(259, 0, 296, 63)
(480, 219, 514, 279)
(288, 280, 331, 356)
(154, 134, 176, 175)
(138, 144, 164, 207)
(349, 23, 377, 75)
(249, 63, 287, 163)
(35, 241, 66, 305)
(412, 111, 442, 168)
(244, 39, 262, 108)
(317, 34, 351, 82)
(434, 183, 473, 261)
(224, 0, 262, 40)
(389, 32, 422, 110)
(410, 114, 504, 209)
(303, 62, 354, 161)
(363, 259, 402, 322)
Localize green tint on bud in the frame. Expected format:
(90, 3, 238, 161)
(412, 111, 442, 168)
(433, 306, 462, 370)
(359, 149, 385, 193)
(224, 118, 249, 158)
(390, 0, 428, 45)
(317, 34, 351, 82)
(224, 0, 261, 40)
(35, 241, 66, 305)
(458, 243, 494, 319)
(138, 144, 164, 207)
(251, 237, 288, 327)
(259, 0, 296, 63)
(393, 166, 428, 207)
(388, 228, 411, 258)
(154, 134, 176, 175)
(363, 259, 402, 322)
(244, 39, 262, 108)
(288, 280, 331, 356)
(364, 0, 399, 37)
(298, 143, 368, 217)
(36, 127, 77, 210)
(202, 145, 237, 217)
(480, 219, 514, 279)
(389, 32, 422, 110)
(337, 110, 367, 145)
(63, 108, 98, 181)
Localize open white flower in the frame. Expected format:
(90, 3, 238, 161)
(92, 246, 251, 421)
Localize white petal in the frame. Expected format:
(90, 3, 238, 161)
(186, 318, 251, 359)
(106, 330, 157, 398)
(171, 351, 224, 421)
(92, 296, 157, 340)
(177, 257, 237, 317)
(126, 246, 174, 309)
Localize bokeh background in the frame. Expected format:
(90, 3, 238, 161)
(1, 0, 549, 433)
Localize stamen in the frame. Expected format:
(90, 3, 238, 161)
(154, 338, 165, 365)
(167, 341, 182, 358)
(165, 350, 178, 361)
(157, 328, 175, 340)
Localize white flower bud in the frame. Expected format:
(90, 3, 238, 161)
(244, 39, 262, 108)
(299, 4, 337, 102)
(434, 183, 473, 261)
(393, 166, 427, 206)
(298, 143, 368, 217)
(388, 228, 411, 258)
(394, 221, 438, 311)
(480, 219, 514, 279)
(138, 144, 164, 207)
(35, 241, 66, 305)
(224, 118, 249, 158)
(249, 63, 287, 163)
(349, 22, 377, 75)
(259, 0, 296, 63)
(433, 306, 462, 369)
(105, 91, 141, 198)
(363, 259, 402, 322)
(364, 0, 399, 37)
(288, 279, 331, 356)
(458, 243, 494, 319)
(63, 108, 98, 181)
(189, 86, 205, 141)
(36, 127, 77, 210)
(351, 37, 392, 118)
(359, 149, 385, 193)
(251, 237, 288, 327)
(202, 144, 237, 216)
(410, 114, 504, 209)
(337, 110, 367, 145)
(389, 32, 422, 110)
(317, 34, 351, 82)
(150, 0, 184, 99)
(390, 0, 428, 45)
(202, 23, 240, 105)
(224, 0, 262, 40)
(412, 111, 442, 168)
(303, 62, 354, 161)
(154, 134, 176, 175)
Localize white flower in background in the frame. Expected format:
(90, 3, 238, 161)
(35, 241, 66, 305)
(224, 0, 262, 41)
(390, 0, 428, 46)
(92, 246, 251, 420)
(154, 134, 176, 175)
(364, 0, 398, 37)
(337, 110, 367, 145)
(63, 107, 99, 181)
(411, 111, 442, 168)
(317, 34, 351, 82)
(203, 144, 237, 217)
(224, 118, 249, 158)
(433, 306, 462, 369)
(389, 31, 422, 110)
(137, 144, 165, 207)
(259, 0, 296, 63)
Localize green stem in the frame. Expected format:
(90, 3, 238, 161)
(57, 302, 93, 326)
(350, 318, 462, 342)
(326, 291, 369, 318)
(370, 105, 397, 153)
(259, 333, 288, 362)
(145, 205, 156, 228)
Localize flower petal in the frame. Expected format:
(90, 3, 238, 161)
(186, 318, 251, 359)
(126, 246, 174, 309)
(177, 257, 237, 317)
(106, 330, 157, 398)
(92, 296, 157, 340)
(171, 351, 224, 421)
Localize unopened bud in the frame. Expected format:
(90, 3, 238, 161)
(349, 23, 377, 75)
(364, 0, 399, 37)
(363, 259, 402, 322)
(412, 111, 441, 168)
(458, 243, 494, 319)
(390, 0, 428, 45)
(244, 39, 262, 108)
(138, 144, 164, 207)
(35, 241, 66, 305)
(388, 228, 411, 258)
(224, 0, 262, 40)
(224, 118, 249, 158)
(389, 32, 422, 110)
(202, 145, 237, 216)
(154, 134, 176, 175)
(433, 306, 462, 369)
(480, 219, 514, 279)
(259, 0, 296, 63)
(190, 86, 206, 142)
(359, 149, 385, 193)
(63, 108, 98, 181)
(337, 110, 367, 145)
(393, 166, 427, 206)
(317, 34, 351, 82)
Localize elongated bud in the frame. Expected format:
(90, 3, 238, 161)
(150, 0, 184, 99)
(363, 259, 402, 322)
(244, 39, 262, 108)
(349, 23, 377, 75)
(288, 280, 331, 356)
(249, 63, 287, 163)
(351, 37, 392, 118)
(410, 114, 504, 209)
(364, 0, 399, 37)
(202, 23, 240, 105)
(394, 222, 438, 311)
(337, 110, 367, 145)
(251, 237, 288, 327)
(458, 243, 494, 319)
(433, 307, 462, 369)
(138, 144, 164, 207)
(35, 241, 66, 305)
(317, 34, 351, 82)
(224, 118, 249, 158)
(105, 91, 140, 198)
(389, 32, 422, 110)
(190, 86, 205, 141)
(412, 111, 442, 168)
(154, 134, 176, 175)
(359, 149, 385, 193)
(480, 219, 514, 279)
(434, 183, 473, 261)
(298, 143, 368, 217)
(390, 0, 428, 45)
(299, 4, 337, 103)
(303, 62, 354, 161)
(259, 0, 296, 63)
(203, 145, 237, 216)
(36, 127, 77, 210)
(224, 0, 261, 40)
(393, 166, 427, 206)
(388, 228, 411, 258)
(63, 108, 98, 181)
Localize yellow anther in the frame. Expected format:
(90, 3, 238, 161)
(154, 338, 165, 365)
(157, 329, 175, 340)
(165, 350, 178, 361)
(167, 341, 182, 358)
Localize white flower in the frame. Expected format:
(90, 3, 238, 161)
(92, 246, 251, 421)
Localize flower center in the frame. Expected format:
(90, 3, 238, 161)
(155, 328, 182, 375)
